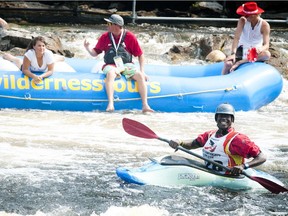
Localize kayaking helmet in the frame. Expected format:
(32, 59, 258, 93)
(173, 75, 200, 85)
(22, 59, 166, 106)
(215, 103, 235, 122)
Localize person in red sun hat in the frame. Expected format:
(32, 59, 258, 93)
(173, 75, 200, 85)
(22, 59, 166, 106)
(222, 2, 271, 75)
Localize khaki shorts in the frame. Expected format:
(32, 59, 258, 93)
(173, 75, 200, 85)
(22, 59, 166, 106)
(103, 63, 138, 79)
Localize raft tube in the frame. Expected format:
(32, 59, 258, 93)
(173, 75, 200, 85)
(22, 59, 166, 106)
(0, 57, 283, 112)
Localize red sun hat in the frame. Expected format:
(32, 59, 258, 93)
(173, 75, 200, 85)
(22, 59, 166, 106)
(236, 2, 264, 16)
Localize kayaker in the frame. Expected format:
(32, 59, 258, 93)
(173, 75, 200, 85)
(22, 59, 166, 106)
(83, 14, 153, 113)
(222, 2, 271, 75)
(169, 103, 267, 175)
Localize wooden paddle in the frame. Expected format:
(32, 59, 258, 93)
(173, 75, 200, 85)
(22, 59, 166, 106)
(122, 117, 288, 194)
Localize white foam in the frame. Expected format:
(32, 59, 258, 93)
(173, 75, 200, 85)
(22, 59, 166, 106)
(99, 204, 169, 216)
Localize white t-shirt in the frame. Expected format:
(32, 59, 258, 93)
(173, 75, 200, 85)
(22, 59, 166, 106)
(24, 49, 54, 72)
(238, 18, 264, 59)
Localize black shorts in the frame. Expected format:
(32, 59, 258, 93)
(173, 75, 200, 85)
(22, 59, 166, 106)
(235, 46, 243, 62)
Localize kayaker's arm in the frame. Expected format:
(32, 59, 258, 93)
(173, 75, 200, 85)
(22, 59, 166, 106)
(169, 139, 202, 150)
(245, 151, 267, 168)
(230, 151, 267, 175)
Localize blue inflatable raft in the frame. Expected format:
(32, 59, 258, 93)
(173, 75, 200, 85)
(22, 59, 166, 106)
(0, 57, 283, 112)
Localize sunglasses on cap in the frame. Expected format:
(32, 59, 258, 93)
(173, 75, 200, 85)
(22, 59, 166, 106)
(107, 22, 113, 26)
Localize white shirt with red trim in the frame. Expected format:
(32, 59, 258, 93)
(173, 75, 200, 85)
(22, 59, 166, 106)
(202, 132, 230, 173)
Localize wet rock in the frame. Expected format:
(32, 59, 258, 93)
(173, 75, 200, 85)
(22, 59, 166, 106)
(7, 47, 25, 56)
(108, 2, 126, 11)
(199, 38, 212, 58)
(45, 35, 65, 55)
(137, 10, 158, 17)
(169, 45, 182, 54)
(166, 44, 199, 63)
(205, 50, 226, 62)
(191, 2, 223, 14)
(0, 26, 74, 57)
(0, 39, 10, 51)
(63, 49, 74, 58)
(2, 35, 31, 49)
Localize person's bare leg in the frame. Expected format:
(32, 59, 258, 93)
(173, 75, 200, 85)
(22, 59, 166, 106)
(257, 50, 271, 61)
(230, 59, 249, 72)
(132, 73, 154, 113)
(54, 54, 65, 62)
(221, 60, 234, 75)
(105, 70, 117, 112)
(3, 53, 22, 69)
(230, 51, 270, 72)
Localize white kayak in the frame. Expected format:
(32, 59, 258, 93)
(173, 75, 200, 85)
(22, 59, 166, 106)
(116, 155, 285, 191)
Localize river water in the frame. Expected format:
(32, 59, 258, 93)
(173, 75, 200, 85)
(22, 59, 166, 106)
(0, 23, 288, 216)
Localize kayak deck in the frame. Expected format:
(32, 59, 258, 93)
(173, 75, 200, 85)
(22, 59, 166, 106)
(116, 155, 265, 191)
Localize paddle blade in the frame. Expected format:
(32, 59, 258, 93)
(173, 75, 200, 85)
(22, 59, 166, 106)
(122, 118, 159, 139)
(249, 175, 288, 194)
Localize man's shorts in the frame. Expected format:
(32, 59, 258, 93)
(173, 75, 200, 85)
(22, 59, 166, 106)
(103, 63, 138, 79)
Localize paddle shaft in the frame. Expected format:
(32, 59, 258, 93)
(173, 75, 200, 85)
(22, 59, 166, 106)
(157, 136, 231, 172)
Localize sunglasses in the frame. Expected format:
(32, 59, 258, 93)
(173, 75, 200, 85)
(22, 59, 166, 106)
(107, 22, 113, 26)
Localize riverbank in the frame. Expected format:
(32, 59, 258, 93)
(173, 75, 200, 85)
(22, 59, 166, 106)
(1, 1, 288, 27)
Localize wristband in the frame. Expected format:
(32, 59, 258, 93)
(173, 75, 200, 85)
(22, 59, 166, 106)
(231, 52, 235, 55)
(243, 163, 250, 169)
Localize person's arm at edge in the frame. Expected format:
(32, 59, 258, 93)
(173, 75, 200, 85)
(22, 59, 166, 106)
(169, 139, 202, 150)
(230, 17, 246, 56)
(230, 149, 266, 175)
(22, 56, 38, 80)
(84, 39, 98, 57)
(260, 20, 270, 53)
(40, 63, 54, 79)
(243, 151, 267, 169)
(0, 18, 8, 29)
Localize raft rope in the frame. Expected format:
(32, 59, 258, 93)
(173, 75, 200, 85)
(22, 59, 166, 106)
(0, 85, 238, 102)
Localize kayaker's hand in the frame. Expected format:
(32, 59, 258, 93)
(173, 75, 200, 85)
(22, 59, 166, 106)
(169, 139, 181, 149)
(230, 165, 244, 175)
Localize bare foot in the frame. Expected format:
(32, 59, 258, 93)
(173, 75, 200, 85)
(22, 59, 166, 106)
(230, 60, 247, 72)
(54, 54, 65, 62)
(142, 105, 154, 113)
(106, 103, 115, 112)
(230, 62, 240, 72)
